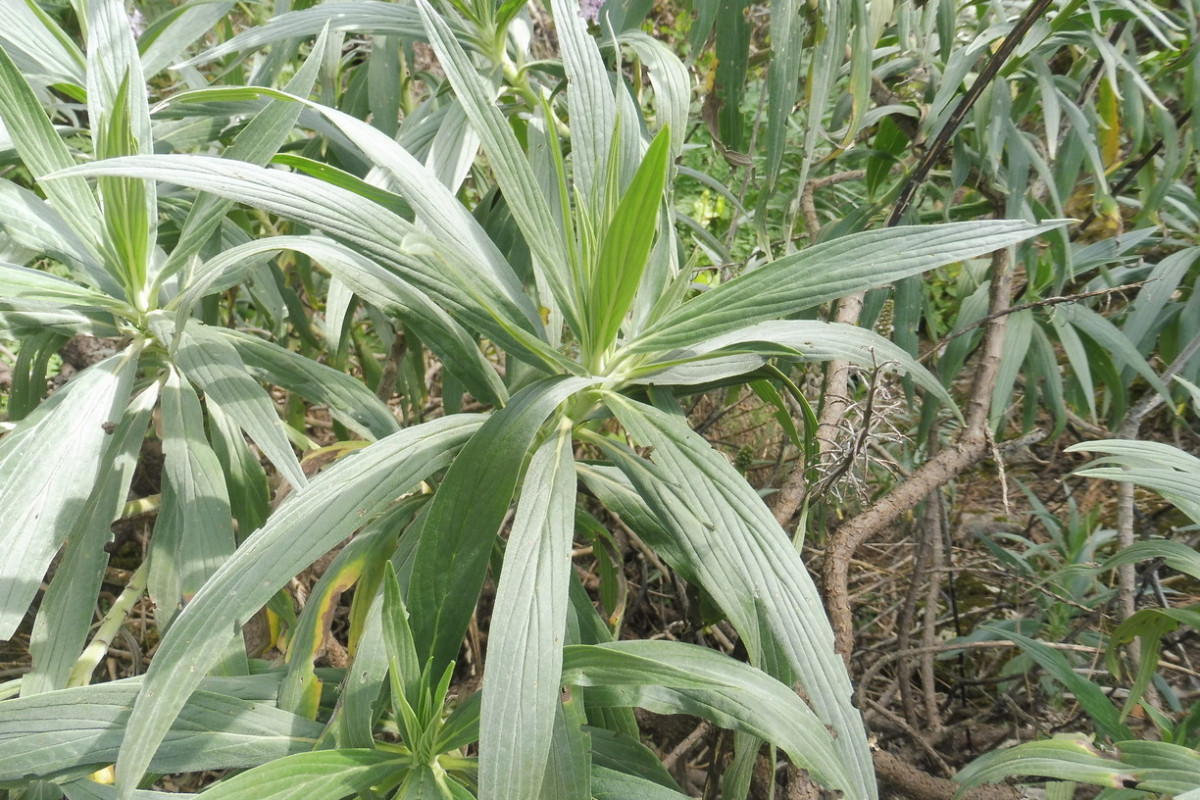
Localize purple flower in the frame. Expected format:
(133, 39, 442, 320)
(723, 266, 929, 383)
(579, 0, 604, 24)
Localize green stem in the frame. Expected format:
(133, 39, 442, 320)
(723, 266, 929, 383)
(67, 561, 149, 687)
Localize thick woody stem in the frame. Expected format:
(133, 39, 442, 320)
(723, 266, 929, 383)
(824, 250, 1013, 662)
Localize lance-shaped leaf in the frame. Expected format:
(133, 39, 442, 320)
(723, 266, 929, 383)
(164, 319, 306, 491)
(1119, 741, 1200, 797)
(175, 235, 507, 406)
(408, 377, 592, 669)
(139, 0, 237, 77)
(0, 347, 137, 639)
(589, 127, 670, 354)
(1067, 440, 1200, 525)
(24, 385, 158, 697)
(956, 737, 1134, 794)
(549, 0, 615, 203)
(0, 682, 324, 784)
(173, 749, 408, 800)
(0, 183, 112, 291)
(595, 394, 875, 800)
(113, 415, 483, 798)
(480, 424, 576, 800)
(561, 640, 853, 795)
(1102, 539, 1200, 581)
(159, 26, 324, 284)
(0, 43, 105, 251)
(981, 625, 1131, 742)
(629, 220, 1064, 353)
(87, 0, 155, 301)
(62, 779, 187, 800)
(630, 320, 957, 414)
(278, 519, 400, 717)
(0, 0, 85, 87)
(591, 766, 693, 799)
(174, 2, 430, 68)
(0, 263, 129, 316)
(166, 83, 542, 336)
(149, 366, 240, 644)
(1056, 304, 1173, 408)
(217, 327, 399, 441)
(53, 155, 569, 374)
(414, 0, 581, 341)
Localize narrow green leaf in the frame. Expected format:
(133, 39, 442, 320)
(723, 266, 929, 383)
(216, 327, 399, 441)
(1101, 538, 1200, 580)
(185, 749, 407, 800)
(956, 737, 1133, 793)
(56, 154, 570, 374)
(562, 640, 852, 795)
(159, 27, 324, 284)
(1067, 440, 1200, 525)
(176, 235, 507, 406)
(588, 727, 683, 793)
(149, 366, 239, 638)
(539, 683, 591, 800)
(114, 416, 482, 797)
(0, 182, 111, 291)
(982, 626, 1131, 742)
(166, 319, 306, 491)
(591, 766, 693, 800)
(480, 424, 576, 800)
(396, 764, 469, 800)
(630, 221, 1064, 353)
(590, 127, 670, 353)
(1119, 740, 1200, 797)
(549, 0, 615, 203)
(617, 32, 688, 159)
(791, 0, 850, 206)
(0, 347, 137, 639)
(762, 0, 803, 192)
(173, 3, 429, 69)
(989, 308, 1034, 430)
(0, 0, 85, 87)
(206, 399, 271, 540)
(61, 778, 188, 800)
(87, 0, 155, 302)
(383, 560, 422, 720)
(631, 320, 958, 416)
(278, 523, 397, 717)
(0, 263, 129, 316)
(414, 0, 581, 340)
(595, 395, 875, 799)
(0, 682, 324, 784)
(712, 0, 750, 151)
(1057, 304, 1173, 404)
(0, 43, 105, 251)
(23, 385, 157, 697)
(1123, 248, 1200, 355)
(408, 377, 592, 669)
(171, 83, 541, 334)
(138, 0, 237, 76)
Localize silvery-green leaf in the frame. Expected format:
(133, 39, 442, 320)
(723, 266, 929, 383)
(0, 682, 324, 784)
(0, 347, 138, 639)
(114, 416, 482, 796)
(597, 395, 875, 800)
(480, 425, 576, 800)
(632, 320, 958, 414)
(629, 221, 1063, 354)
